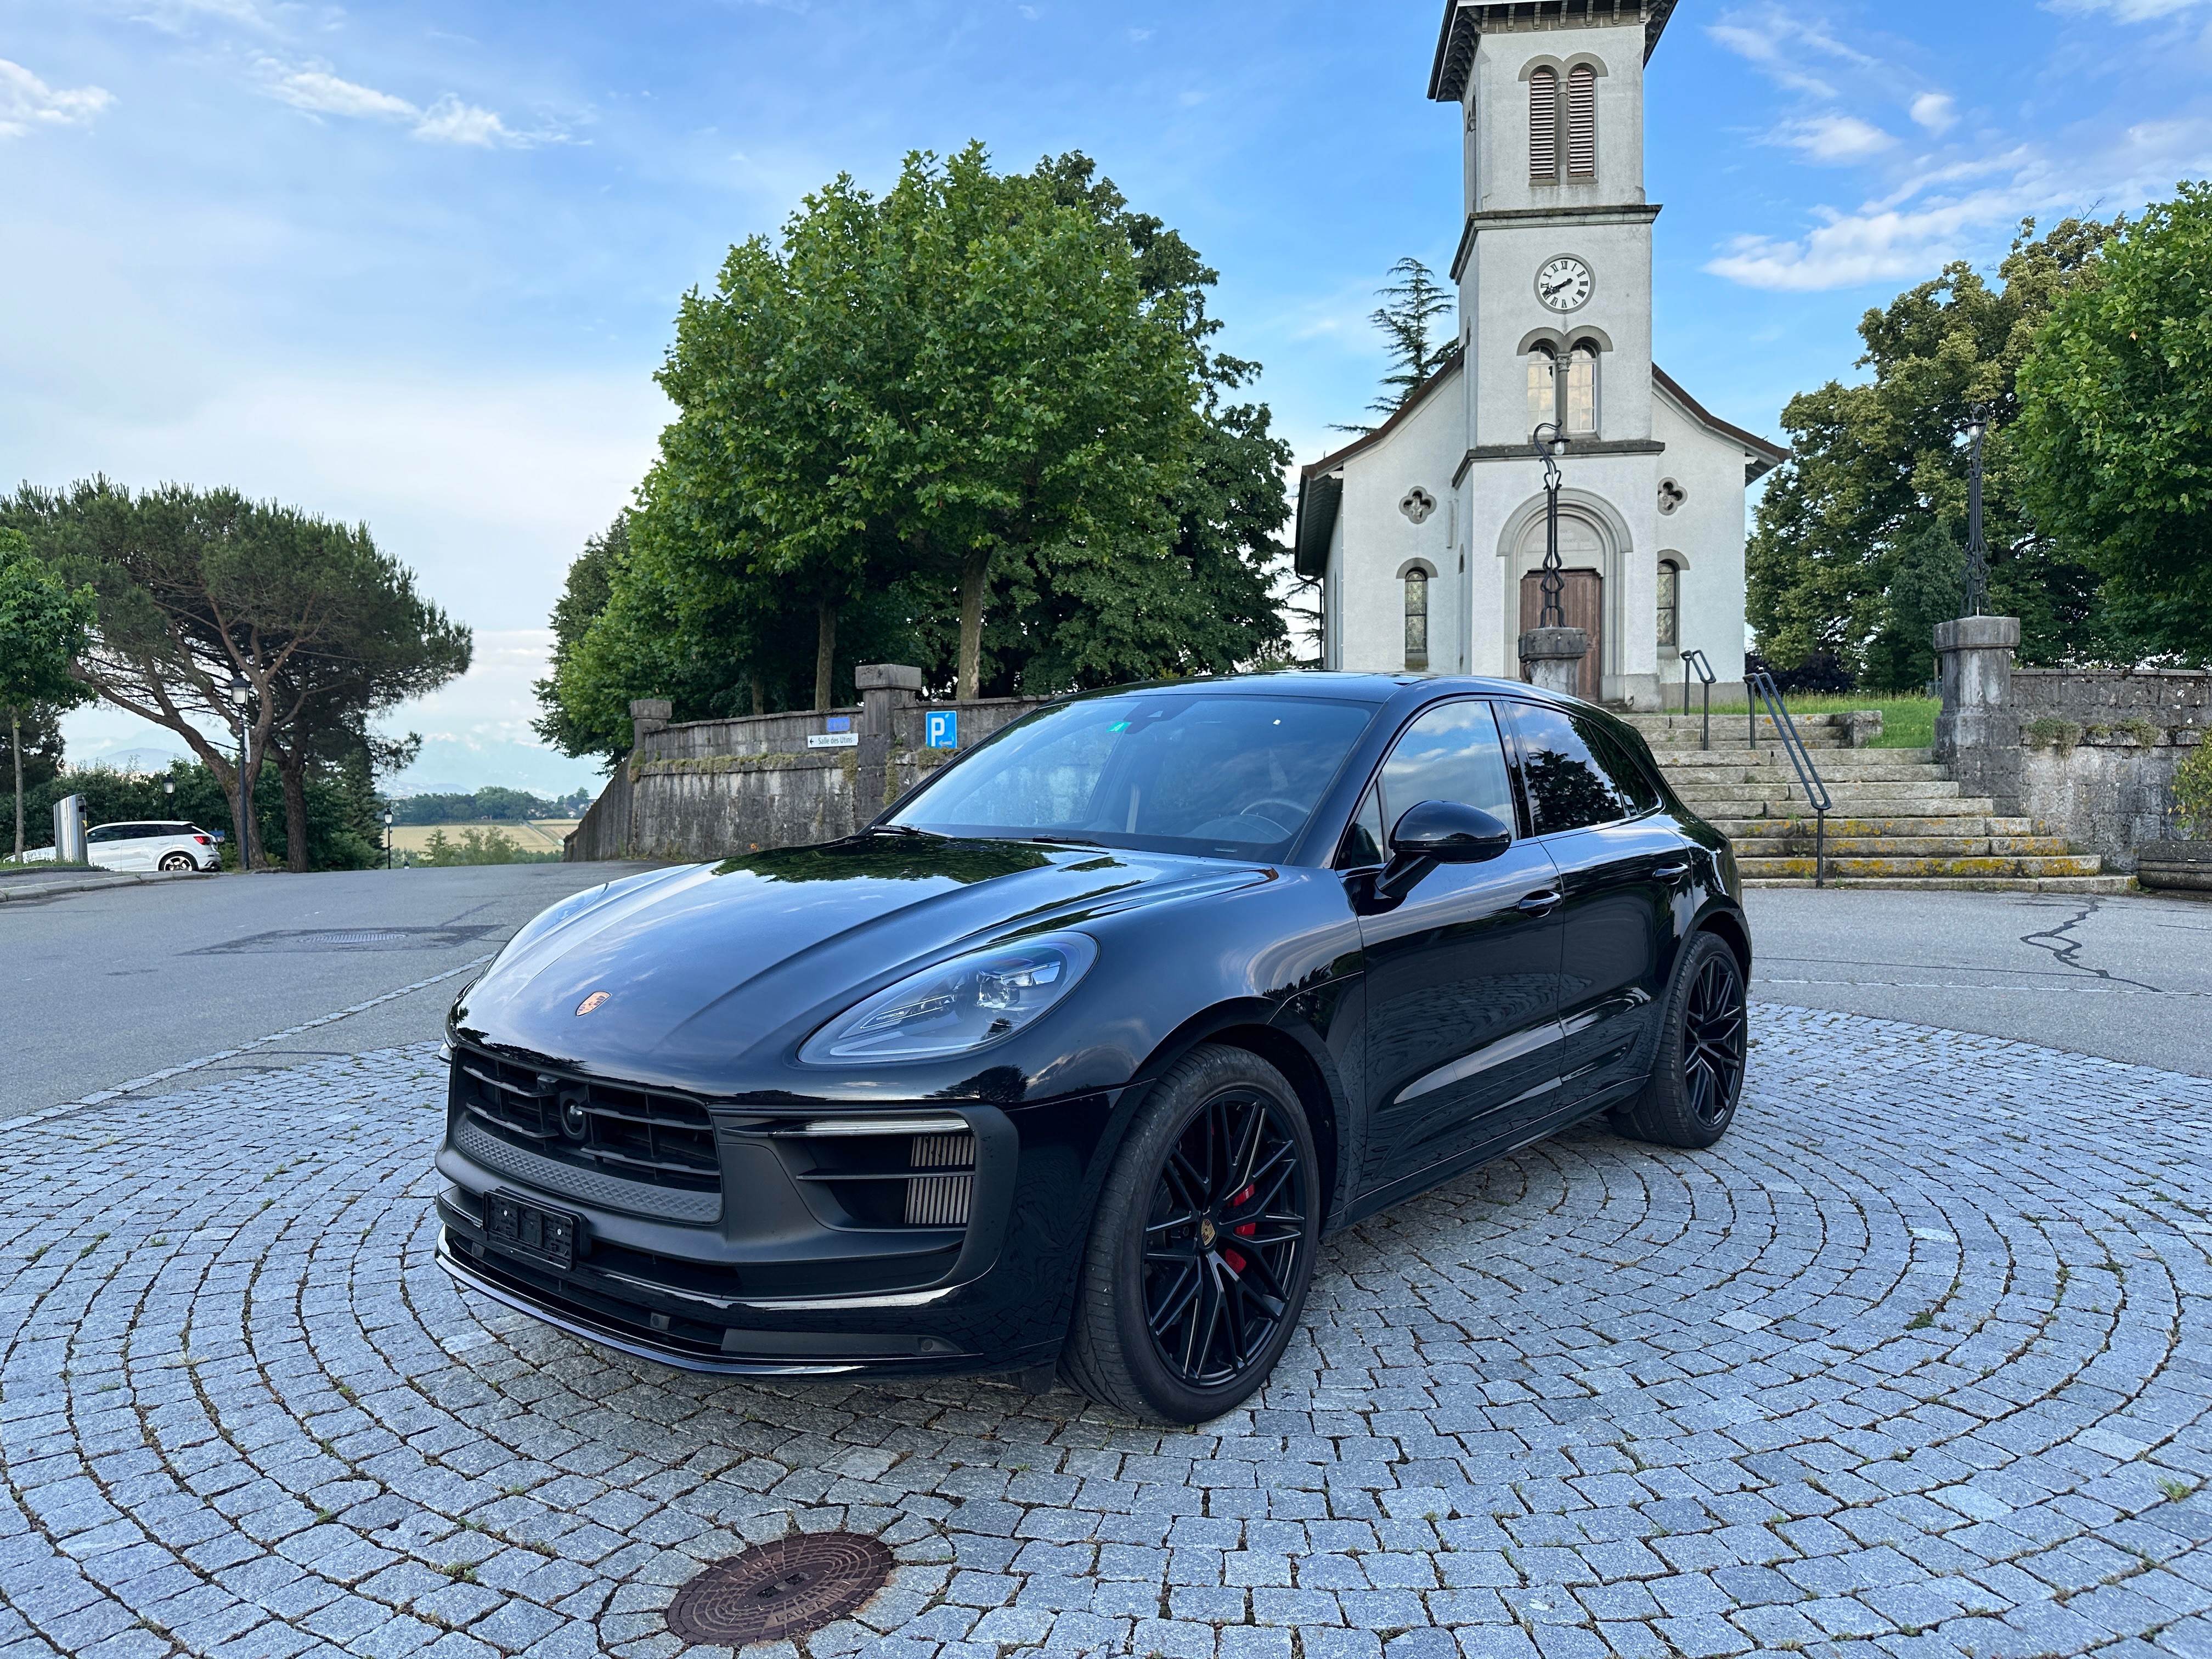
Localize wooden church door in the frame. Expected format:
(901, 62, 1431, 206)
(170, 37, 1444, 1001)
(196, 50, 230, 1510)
(1519, 570, 1604, 702)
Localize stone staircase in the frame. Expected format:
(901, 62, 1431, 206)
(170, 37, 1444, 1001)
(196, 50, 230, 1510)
(1622, 711, 2130, 892)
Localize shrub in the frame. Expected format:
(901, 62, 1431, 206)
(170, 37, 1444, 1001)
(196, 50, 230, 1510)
(2173, 741, 2212, 838)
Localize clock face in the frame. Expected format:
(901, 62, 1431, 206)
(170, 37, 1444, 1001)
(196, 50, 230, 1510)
(1536, 256, 1594, 312)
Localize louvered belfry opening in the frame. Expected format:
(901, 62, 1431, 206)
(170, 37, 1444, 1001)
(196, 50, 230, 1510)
(1567, 65, 1597, 178)
(1528, 67, 1559, 179)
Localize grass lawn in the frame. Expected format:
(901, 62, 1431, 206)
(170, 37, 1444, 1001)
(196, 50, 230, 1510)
(1686, 693, 1939, 751)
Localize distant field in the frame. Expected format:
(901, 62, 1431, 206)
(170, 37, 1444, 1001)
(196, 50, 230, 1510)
(389, 820, 578, 855)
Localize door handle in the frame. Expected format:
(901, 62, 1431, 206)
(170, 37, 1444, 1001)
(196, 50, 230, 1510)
(1517, 889, 1561, 915)
(1654, 863, 1691, 883)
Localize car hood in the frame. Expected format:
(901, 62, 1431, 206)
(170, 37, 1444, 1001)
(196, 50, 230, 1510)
(451, 836, 1272, 1089)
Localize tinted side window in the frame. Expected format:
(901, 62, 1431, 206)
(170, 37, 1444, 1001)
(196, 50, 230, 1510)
(1584, 723, 1660, 813)
(1508, 704, 1633, 833)
(1379, 701, 1516, 836)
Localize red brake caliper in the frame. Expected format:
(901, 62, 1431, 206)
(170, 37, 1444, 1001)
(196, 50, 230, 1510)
(1222, 1182, 1257, 1273)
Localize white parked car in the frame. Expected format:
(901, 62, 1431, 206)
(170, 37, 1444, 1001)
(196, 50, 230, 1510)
(30, 820, 226, 872)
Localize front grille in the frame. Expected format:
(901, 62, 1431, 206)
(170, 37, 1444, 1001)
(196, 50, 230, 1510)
(453, 1047, 721, 1203)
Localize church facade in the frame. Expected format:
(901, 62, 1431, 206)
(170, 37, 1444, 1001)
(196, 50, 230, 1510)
(1294, 0, 1784, 709)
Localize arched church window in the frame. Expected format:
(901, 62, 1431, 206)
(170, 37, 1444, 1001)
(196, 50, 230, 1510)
(1567, 65, 1597, 179)
(1657, 560, 1680, 650)
(1526, 343, 1557, 438)
(1404, 568, 1430, 671)
(1529, 68, 1559, 180)
(1565, 341, 1599, 436)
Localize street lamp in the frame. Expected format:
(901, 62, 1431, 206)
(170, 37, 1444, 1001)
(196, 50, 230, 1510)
(385, 810, 395, 871)
(226, 672, 250, 870)
(1530, 421, 1570, 629)
(1961, 408, 1989, 618)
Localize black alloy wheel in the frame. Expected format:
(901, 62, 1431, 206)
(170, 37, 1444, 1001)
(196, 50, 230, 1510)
(1141, 1087, 1309, 1389)
(1062, 1045, 1320, 1423)
(1681, 949, 1747, 1125)
(1613, 930, 1747, 1149)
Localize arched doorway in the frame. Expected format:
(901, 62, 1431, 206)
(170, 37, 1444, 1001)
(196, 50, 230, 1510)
(1515, 509, 1605, 701)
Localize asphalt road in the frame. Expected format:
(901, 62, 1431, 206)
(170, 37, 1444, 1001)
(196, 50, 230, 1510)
(3, 861, 657, 1116)
(12, 864, 2208, 1117)
(1743, 885, 2212, 1076)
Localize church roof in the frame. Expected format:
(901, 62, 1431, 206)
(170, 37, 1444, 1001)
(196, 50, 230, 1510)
(1429, 1, 1679, 102)
(1652, 365, 1790, 479)
(1294, 344, 1466, 578)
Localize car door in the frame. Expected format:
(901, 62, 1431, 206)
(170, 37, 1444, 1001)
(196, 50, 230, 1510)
(83, 824, 133, 870)
(1505, 703, 1685, 1110)
(1352, 699, 1566, 1198)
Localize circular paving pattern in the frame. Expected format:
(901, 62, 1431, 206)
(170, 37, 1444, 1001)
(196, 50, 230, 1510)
(0, 1007, 2208, 1659)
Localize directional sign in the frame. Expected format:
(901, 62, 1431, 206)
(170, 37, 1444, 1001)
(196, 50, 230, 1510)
(926, 710, 958, 749)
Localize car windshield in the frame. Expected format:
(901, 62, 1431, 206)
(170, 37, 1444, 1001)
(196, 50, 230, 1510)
(888, 692, 1377, 860)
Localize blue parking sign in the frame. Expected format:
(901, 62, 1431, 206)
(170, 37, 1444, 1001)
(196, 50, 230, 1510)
(926, 709, 958, 749)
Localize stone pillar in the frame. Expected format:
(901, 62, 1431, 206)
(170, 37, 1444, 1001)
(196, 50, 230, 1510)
(855, 664, 923, 820)
(628, 698, 673, 758)
(1933, 616, 2022, 816)
(1519, 627, 1590, 701)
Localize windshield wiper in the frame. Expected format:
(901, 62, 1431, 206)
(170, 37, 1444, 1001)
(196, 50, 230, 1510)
(1029, 835, 1107, 848)
(863, 824, 939, 839)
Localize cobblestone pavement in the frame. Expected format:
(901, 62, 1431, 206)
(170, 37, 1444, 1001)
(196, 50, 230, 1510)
(3, 1008, 2211, 1659)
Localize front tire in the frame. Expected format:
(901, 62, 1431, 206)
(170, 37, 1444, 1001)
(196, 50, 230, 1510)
(1061, 1045, 1319, 1424)
(1613, 930, 1748, 1149)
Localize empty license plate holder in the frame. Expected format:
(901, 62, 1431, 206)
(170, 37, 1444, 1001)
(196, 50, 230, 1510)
(484, 1190, 580, 1270)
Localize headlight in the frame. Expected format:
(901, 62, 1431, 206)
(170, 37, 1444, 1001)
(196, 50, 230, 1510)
(799, 932, 1098, 1064)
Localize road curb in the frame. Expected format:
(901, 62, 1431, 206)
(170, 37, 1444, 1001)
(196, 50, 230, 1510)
(0, 870, 218, 902)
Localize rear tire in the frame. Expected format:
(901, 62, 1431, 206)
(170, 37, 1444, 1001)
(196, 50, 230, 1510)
(1060, 1045, 1319, 1424)
(1613, 931, 1747, 1150)
(158, 852, 194, 872)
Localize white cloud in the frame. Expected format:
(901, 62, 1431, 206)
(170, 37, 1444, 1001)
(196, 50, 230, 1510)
(1775, 114, 1896, 162)
(410, 95, 516, 147)
(1708, 5, 1877, 99)
(256, 59, 539, 146)
(1910, 92, 1958, 133)
(1708, 114, 2212, 291)
(2046, 0, 2211, 17)
(0, 58, 115, 138)
(263, 64, 416, 120)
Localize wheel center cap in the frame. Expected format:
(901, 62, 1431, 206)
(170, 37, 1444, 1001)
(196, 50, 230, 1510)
(1198, 1217, 1218, 1250)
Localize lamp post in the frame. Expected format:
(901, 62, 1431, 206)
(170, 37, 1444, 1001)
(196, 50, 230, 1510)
(1961, 409, 1989, 618)
(1530, 421, 1569, 628)
(385, 810, 395, 871)
(226, 673, 250, 871)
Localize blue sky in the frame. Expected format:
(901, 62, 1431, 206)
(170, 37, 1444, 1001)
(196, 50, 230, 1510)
(8, 0, 2211, 792)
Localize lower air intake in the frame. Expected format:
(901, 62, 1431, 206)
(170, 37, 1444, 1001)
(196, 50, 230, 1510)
(904, 1131, 976, 1227)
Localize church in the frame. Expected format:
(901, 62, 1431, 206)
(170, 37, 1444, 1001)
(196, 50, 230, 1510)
(1294, 0, 1785, 709)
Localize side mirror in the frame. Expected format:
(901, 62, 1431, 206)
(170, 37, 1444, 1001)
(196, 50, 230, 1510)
(1389, 800, 1513, 864)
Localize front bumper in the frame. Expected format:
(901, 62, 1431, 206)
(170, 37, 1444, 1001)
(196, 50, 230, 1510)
(433, 1043, 1120, 1376)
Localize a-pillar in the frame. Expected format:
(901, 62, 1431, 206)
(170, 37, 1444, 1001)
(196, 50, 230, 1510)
(1519, 627, 1590, 701)
(1933, 616, 2022, 817)
(856, 664, 923, 822)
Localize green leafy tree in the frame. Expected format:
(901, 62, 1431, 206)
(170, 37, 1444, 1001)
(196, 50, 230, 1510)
(0, 528, 97, 859)
(4, 481, 468, 870)
(1748, 218, 2127, 684)
(540, 149, 1293, 759)
(2017, 183, 2212, 659)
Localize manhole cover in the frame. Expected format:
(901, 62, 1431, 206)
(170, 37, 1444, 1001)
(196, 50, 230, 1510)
(665, 1532, 893, 1646)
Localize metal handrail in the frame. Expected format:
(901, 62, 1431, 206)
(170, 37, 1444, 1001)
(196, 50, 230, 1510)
(1746, 669, 1835, 889)
(1679, 649, 1714, 751)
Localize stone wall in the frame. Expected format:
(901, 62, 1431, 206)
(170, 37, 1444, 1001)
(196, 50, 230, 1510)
(2009, 669, 2209, 871)
(564, 670, 1049, 863)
